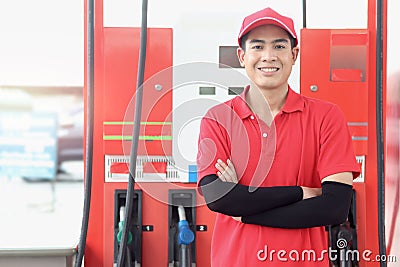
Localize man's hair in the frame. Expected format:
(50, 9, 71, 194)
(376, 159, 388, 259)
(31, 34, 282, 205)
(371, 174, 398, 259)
(239, 30, 297, 51)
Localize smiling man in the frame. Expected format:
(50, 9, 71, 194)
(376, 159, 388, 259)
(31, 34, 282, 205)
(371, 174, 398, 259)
(197, 7, 360, 267)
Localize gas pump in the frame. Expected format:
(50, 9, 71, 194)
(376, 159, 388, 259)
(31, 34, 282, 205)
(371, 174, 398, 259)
(300, 0, 386, 266)
(79, 0, 231, 265)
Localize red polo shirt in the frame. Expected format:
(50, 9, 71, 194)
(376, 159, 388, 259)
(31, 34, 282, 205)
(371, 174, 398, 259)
(197, 86, 360, 266)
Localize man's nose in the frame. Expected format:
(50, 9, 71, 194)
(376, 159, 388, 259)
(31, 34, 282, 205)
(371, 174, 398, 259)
(261, 48, 277, 62)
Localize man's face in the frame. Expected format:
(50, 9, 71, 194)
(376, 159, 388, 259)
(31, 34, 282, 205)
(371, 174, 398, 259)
(237, 24, 299, 93)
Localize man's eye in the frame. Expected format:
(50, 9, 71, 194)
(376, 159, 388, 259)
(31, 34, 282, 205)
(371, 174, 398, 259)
(275, 44, 286, 49)
(252, 45, 263, 50)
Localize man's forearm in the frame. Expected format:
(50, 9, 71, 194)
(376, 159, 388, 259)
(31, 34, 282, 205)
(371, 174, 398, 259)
(199, 174, 303, 216)
(241, 182, 353, 228)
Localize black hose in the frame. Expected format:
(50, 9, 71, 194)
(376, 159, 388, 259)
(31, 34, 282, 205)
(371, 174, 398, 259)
(376, 0, 387, 266)
(116, 0, 148, 265)
(302, 0, 307, 28)
(74, 0, 94, 266)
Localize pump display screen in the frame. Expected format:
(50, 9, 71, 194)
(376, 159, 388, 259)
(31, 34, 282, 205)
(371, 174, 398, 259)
(219, 46, 242, 68)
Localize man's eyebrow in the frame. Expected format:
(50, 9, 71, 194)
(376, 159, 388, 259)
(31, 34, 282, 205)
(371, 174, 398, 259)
(248, 38, 289, 44)
(272, 38, 289, 44)
(248, 39, 265, 44)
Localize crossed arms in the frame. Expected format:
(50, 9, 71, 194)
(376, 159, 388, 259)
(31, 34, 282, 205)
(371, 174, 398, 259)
(199, 159, 354, 229)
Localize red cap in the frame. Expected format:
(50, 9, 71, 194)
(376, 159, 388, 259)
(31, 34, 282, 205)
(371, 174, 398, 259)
(238, 7, 298, 48)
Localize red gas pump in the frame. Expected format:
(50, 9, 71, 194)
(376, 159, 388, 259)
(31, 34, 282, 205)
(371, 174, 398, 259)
(300, 0, 388, 266)
(79, 0, 215, 266)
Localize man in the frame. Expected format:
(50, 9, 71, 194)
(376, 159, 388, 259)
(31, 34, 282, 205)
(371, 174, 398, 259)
(196, 7, 360, 266)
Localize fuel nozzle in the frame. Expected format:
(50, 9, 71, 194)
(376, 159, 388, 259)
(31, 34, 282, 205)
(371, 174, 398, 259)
(117, 206, 132, 245)
(176, 205, 195, 267)
(177, 206, 195, 245)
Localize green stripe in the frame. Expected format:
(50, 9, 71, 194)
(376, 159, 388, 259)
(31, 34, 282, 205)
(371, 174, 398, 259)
(103, 135, 172, 141)
(104, 121, 172, 125)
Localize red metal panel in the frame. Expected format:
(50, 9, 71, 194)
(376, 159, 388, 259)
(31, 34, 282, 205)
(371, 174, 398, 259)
(300, 25, 381, 266)
(300, 28, 369, 155)
(331, 69, 363, 82)
(103, 27, 173, 156)
(331, 32, 369, 46)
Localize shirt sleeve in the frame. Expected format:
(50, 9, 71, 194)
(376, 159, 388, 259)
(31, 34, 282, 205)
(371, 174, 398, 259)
(318, 104, 361, 180)
(196, 110, 232, 187)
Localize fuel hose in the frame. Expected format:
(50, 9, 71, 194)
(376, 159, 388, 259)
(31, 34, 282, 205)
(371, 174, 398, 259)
(376, 0, 387, 266)
(117, 0, 148, 265)
(74, 0, 94, 265)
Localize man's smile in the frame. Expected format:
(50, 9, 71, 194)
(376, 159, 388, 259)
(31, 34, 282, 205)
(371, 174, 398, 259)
(258, 67, 280, 74)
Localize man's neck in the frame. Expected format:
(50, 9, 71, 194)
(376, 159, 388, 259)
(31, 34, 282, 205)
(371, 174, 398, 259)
(246, 85, 289, 125)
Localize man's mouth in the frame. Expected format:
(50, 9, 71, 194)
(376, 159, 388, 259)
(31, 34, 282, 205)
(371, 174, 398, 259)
(258, 67, 279, 73)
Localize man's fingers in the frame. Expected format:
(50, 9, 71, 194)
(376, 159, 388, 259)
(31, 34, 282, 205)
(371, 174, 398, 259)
(215, 162, 225, 173)
(215, 159, 238, 183)
(217, 171, 225, 181)
(218, 170, 233, 183)
(217, 159, 228, 169)
(225, 159, 238, 182)
(216, 162, 233, 182)
(227, 159, 236, 172)
(218, 159, 234, 177)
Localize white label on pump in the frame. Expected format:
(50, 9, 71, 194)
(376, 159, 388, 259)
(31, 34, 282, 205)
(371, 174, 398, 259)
(104, 155, 182, 183)
(354, 155, 365, 183)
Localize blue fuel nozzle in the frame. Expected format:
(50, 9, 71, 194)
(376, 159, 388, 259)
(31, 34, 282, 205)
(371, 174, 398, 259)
(178, 220, 195, 245)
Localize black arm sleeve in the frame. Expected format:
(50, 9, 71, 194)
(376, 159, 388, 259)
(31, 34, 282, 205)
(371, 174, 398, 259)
(199, 174, 303, 217)
(242, 181, 353, 228)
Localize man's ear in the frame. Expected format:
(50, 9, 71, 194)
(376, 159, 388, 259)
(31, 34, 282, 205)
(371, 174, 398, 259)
(292, 47, 299, 65)
(237, 47, 246, 67)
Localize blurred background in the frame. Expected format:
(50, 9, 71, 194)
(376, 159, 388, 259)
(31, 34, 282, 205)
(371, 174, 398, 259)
(0, 0, 84, 250)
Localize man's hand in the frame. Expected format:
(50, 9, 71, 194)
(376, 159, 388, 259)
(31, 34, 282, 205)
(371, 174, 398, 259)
(301, 186, 322, 199)
(215, 159, 238, 183)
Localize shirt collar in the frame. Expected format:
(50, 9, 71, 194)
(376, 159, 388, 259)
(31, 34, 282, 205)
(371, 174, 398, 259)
(233, 85, 253, 119)
(281, 86, 305, 113)
(233, 85, 304, 119)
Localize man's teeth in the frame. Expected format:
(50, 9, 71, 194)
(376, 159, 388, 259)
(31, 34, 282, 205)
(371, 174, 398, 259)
(260, 67, 278, 72)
